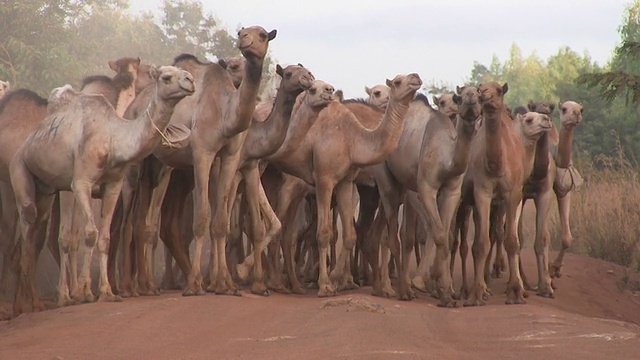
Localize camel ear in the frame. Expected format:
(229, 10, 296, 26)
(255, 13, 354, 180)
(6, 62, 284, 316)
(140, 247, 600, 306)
(527, 100, 535, 111)
(149, 65, 160, 80)
(268, 29, 277, 40)
(385, 79, 393, 87)
(298, 63, 304, 67)
(549, 103, 555, 113)
(334, 89, 344, 102)
(453, 94, 463, 105)
(276, 64, 284, 77)
(365, 86, 372, 95)
(108, 60, 118, 72)
(217, 58, 228, 69)
(133, 57, 141, 68)
(456, 85, 464, 95)
(515, 113, 524, 122)
(432, 95, 439, 105)
(502, 83, 509, 95)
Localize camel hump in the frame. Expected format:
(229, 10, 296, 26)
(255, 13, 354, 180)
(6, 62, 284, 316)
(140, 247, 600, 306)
(47, 84, 80, 114)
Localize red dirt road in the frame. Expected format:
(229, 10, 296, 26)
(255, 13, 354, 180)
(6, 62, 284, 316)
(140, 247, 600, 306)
(1, 250, 639, 360)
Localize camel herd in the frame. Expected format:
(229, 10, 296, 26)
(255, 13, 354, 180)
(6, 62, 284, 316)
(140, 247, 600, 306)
(0, 25, 584, 317)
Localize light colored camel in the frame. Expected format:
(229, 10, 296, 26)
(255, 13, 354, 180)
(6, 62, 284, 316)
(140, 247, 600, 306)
(218, 56, 246, 89)
(460, 82, 552, 306)
(9, 66, 194, 312)
(57, 57, 154, 303)
(237, 80, 337, 294)
(267, 74, 422, 296)
(135, 26, 276, 297)
(432, 92, 459, 122)
(371, 86, 481, 304)
(0, 81, 10, 99)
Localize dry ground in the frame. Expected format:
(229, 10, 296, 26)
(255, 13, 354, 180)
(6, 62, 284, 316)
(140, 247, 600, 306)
(0, 248, 639, 360)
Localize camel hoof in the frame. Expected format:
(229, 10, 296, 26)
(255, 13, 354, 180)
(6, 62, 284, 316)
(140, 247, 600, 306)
(251, 284, 270, 297)
(398, 290, 416, 301)
(56, 296, 76, 308)
(381, 286, 397, 298)
(119, 290, 133, 299)
(182, 287, 206, 296)
(267, 281, 292, 294)
(290, 285, 306, 295)
(138, 289, 159, 296)
(536, 287, 555, 299)
(437, 299, 458, 308)
(79, 294, 96, 303)
(98, 294, 123, 303)
(411, 277, 428, 293)
(215, 288, 242, 296)
(317, 284, 337, 297)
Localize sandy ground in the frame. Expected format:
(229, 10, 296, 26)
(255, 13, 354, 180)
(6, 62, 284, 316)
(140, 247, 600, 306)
(0, 249, 639, 360)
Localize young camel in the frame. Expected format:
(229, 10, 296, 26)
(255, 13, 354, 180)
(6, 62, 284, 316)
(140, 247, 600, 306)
(237, 80, 337, 294)
(10, 66, 194, 308)
(460, 82, 552, 306)
(267, 74, 422, 296)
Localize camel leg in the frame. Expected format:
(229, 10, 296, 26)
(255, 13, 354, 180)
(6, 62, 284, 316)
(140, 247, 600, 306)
(464, 192, 491, 307)
(551, 192, 572, 279)
(517, 199, 531, 291)
(183, 151, 215, 296)
(487, 203, 505, 282)
(10, 157, 54, 314)
(453, 205, 471, 300)
(95, 180, 124, 302)
(329, 181, 359, 291)
(354, 185, 378, 286)
(314, 179, 338, 297)
(0, 184, 18, 298)
(140, 165, 173, 296)
(504, 194, 526, 305)
(280, 192, 306, 294)
(208, 152, 242, 296)
(533, 191, 554, 298)
(240, 166, 277, 295)
(56, 194, 76, 307)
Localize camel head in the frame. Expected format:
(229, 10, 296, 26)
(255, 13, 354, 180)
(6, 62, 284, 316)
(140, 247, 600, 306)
(0, 80, 10, 99)
(512, 105, 528, 117)
(149, 65, 195, 101)
(385, 73, 423, 105)
(135, 63, 155, 94)
(527, 100, 555, 116)
(219, 56, 246, 89)
(365, 84, 390, 110)
(456, 85, 482, 126)
(516, 112, 553, 141)
(478, 82, 508, 111)
(108, 57, 141, 91)
(237, 26, 277, 60)
(433, 93, 459, 120)
(276, 63, 315, 93)
(305, 80, 336, 109)
(558, 101, 583, 129)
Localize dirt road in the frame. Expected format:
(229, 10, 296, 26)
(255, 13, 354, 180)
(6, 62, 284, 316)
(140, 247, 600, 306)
(1, 251, 639, 360)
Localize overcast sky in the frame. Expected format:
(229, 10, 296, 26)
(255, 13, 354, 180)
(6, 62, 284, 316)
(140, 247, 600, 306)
(129, 0, 629, 98)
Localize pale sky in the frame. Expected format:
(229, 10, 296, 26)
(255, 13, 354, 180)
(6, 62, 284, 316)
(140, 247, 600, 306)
(128, 0, 629, 98)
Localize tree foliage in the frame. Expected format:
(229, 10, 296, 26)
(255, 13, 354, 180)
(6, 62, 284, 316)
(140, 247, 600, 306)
(0, 0, 269, 96)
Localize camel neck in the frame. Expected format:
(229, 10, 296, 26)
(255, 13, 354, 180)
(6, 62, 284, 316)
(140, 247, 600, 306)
(483, 107, 505, 175)
(530, 132, 550, 181)
(245, 87, 301, 160)
(267, 97, 318, 163)
(227, 56, 263, 135)
(556, 125, 574, 168)
(351, 98, 410, 166)
(450, 115, 477, 175)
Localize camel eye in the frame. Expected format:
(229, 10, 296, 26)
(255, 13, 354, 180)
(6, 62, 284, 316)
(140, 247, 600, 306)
(373, 91, 380, 96)
(309, 88, 317, 95)
(580, 108, 584, 114)
(285, 72, 292, 79)
(440, 101, 445, 106)
(260, 32, 268, 40)
(562, 107, 567, 114)
(161, 75, 172, 83)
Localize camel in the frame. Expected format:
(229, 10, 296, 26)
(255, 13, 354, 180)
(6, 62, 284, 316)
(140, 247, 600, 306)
(459, 82, 552, 306)
(517, 101, 583, 287)
(432, 92, 459, 122)
(266, 73, 422, 296)
(369, 85, 481, 304)
(9, 66, 194, 311)
(237, 79, 337, 294)
(0, 81, 9, 99)
(125, 26, 276, 297)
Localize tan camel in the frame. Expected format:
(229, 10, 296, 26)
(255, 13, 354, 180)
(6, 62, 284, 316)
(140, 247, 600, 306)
(237, 80, 337, 294)
(370, 86, 481, 304)
(222, 64, 314, 295)
(267, 73, 422, 296)
(459, 82, 552, 306)
(432, 92, 459, 122)
(133, 26, 276, 297)
(9, 66, 194, 310)
(0, 81, 9, 99)
(218, 56, 246, 89)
